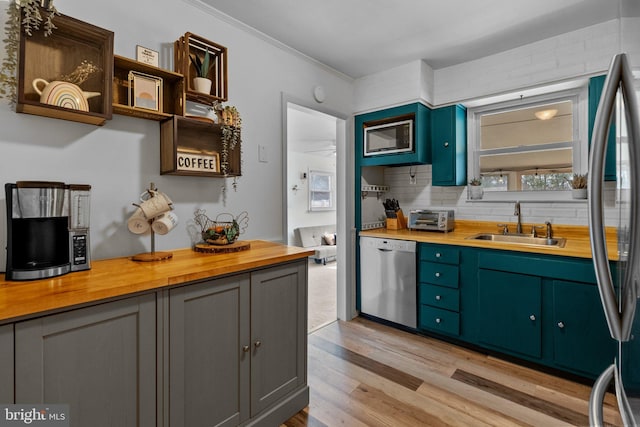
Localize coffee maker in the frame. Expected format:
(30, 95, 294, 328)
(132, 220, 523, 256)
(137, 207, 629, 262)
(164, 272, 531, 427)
(4, 181, 91, 280)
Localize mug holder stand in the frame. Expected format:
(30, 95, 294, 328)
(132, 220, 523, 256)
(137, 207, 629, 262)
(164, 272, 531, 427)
(132, 182, 173, 262)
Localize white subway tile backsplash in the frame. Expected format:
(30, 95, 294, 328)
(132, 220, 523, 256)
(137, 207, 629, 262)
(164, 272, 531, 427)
(380, 164, 618, 227)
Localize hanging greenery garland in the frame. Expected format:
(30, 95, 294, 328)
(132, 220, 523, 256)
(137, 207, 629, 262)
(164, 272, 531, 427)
(0, 1, 59, 105)
(219, 105, 242, 176)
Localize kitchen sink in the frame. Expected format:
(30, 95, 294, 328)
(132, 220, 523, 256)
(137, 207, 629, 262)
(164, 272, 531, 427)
(465, 233, 567, 248)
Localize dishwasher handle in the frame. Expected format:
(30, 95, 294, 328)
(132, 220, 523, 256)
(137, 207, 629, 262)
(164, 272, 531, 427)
(377, 248, 393, 252)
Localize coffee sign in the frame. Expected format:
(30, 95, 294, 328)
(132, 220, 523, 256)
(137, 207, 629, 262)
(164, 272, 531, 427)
(177, 151, 220, 173)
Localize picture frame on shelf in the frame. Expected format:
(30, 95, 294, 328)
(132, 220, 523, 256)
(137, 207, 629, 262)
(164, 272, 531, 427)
(128, 71, 162, 111)
(176, 150, 220, 173)
(136, 45, 159, 67)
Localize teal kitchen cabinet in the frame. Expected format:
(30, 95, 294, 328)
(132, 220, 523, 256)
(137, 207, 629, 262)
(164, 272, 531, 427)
(418, 244, 461, 336)
(15, 294, 157, 427)
(168, 260, 308, 426)
(0, 324, 13, 403)
(472, 249, 616, 378)
(355, 102, 431, 167)
(477, 269, 543, 358)
(431, 104, 467, 186)
(589, 75, 616, 181)
(551, 280, 616, 377)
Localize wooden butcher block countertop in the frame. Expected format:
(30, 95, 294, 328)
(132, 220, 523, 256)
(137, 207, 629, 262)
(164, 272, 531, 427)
(360, 220, 619, 261)
(0, 240, 314, 324)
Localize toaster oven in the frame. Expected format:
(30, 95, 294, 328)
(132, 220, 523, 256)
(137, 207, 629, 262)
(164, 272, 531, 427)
(408, 209, 454, 232)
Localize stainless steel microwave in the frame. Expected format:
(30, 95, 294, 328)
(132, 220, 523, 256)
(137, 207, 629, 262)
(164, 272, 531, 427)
(363, 119, 413, 156)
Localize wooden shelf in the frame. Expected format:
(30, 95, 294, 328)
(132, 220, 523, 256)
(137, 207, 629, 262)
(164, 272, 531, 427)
(160, 115, 241, 177)
(174, 32, 228, 104)
(17, 8, 114, 126)
(113, 55, 185, 120)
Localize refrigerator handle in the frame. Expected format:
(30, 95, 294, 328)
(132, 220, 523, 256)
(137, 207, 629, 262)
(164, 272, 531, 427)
(589, 362, 638, 426)
(588, 53, 640, 341)
(589, 363, 615, 427)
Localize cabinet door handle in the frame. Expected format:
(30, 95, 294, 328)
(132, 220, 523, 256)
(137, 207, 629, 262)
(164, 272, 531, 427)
(435, 272, 441, 278)
(557, 321, 565, 329)
(443, 142, 449, 147)
(529, 314, 536, 321)
(435, 295, 441, 301)
(242, 345, 250, 352)
(254, 341, 262, 348)
(435, 318, 442, 324)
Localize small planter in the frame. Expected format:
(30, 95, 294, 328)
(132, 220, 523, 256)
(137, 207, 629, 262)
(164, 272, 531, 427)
(193, 77, 212, 95)
(469, 185, 483, 200)
(572, 188, 587, 199)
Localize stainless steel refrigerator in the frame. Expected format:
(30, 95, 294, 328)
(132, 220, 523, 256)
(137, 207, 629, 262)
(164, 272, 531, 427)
(588, 51, 640, 425)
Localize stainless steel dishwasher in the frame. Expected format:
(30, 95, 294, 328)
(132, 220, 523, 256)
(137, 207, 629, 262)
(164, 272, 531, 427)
(359, 236, 417, 328)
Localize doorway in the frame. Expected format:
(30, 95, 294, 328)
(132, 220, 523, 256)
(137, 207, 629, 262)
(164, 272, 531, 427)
(284, 100, 346, 331)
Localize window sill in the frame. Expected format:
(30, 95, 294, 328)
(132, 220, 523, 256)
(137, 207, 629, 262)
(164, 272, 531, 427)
(466, 190, 588, 203)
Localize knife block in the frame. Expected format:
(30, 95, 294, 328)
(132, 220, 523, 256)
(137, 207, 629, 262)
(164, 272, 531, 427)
(386, 209, 406, 230)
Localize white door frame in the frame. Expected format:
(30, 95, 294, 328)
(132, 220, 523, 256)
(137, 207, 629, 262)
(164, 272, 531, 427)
(281, 93, 356, 321)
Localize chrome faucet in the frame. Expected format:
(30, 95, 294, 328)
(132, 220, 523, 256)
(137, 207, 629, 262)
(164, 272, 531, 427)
(514, 201, 523, 234)
(545, 221, 553, 239)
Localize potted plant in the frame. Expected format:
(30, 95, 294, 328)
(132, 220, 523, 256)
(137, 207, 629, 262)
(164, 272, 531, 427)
(571, 173, 587, 199)
(189, 49, 213, 94)
(468, 177, 483, 200)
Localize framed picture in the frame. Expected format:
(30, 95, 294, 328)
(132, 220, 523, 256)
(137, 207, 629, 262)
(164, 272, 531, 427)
(128, 71, 162, 111)
(136, 45, 159, 67)
(176, 150, 220, 173)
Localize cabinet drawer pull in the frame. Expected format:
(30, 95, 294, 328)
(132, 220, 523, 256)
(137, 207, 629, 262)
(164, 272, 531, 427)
(529, 314, 536, 321)
(557, 321, 565, 329)
(443, 142, 449, 148)
(435, 318, 442, 324)
(242, 345, 250, 352)
(254, 341, 262, 348)
(435, 252, 442, 258)
(435, 295, 441, 301)
(435, 272, 441, 278)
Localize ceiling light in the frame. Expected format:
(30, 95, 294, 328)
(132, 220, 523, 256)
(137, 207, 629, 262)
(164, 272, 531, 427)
(535, 109, 558, 120)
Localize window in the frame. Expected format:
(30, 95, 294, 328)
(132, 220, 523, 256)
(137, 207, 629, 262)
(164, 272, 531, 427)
(308, 170, 335, 211)
(467, 83, 588, 201)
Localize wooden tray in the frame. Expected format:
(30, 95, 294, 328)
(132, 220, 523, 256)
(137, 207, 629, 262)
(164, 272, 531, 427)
(194, 241, 251, 253)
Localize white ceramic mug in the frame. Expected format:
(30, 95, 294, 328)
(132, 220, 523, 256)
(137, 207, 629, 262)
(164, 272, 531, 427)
(138, 192, 172, 219)
(151, 211, 178, 235)
(127, 207, 150, 234)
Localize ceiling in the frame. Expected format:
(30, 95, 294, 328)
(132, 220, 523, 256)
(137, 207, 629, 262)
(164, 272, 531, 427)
(199, 0, 627, 79)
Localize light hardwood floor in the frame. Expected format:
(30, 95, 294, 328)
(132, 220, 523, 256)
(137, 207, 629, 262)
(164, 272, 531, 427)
(284, 317, 623, 427)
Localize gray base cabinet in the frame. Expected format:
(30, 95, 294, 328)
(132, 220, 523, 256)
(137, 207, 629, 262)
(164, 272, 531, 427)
(167, 260, 308, 427)
(169, 274, 250, 427)
(7, 259, 308, 427)
(0, 324, 13, 403)
(14, 294, 157, 427)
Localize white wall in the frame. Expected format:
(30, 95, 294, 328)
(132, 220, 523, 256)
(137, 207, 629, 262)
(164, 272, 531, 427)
(0, 0, 354, 270)
(287, 152, 337, 245)
(356, 17, 640, 229)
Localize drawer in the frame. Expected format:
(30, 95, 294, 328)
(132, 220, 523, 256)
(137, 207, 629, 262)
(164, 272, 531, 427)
(419, 306, 460, 336)
(419, 262, 459, 288)
(419, 284, 459, 311)
(420, 245, 459, 264)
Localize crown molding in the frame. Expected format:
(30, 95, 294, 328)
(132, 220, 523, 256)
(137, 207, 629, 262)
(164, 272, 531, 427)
(181, 0, 354, 83)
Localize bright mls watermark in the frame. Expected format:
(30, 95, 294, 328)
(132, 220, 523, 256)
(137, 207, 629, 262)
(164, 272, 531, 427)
(0, 405, 69, 426)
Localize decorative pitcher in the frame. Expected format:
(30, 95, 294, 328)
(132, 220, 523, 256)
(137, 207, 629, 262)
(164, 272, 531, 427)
(32, 78, 101, 112)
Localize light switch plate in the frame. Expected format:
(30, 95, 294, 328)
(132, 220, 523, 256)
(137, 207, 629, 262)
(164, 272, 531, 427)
(258, 145, 268, 163)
